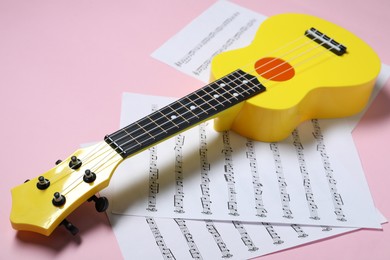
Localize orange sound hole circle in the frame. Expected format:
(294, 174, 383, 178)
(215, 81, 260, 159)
(254, 57, 295, 81)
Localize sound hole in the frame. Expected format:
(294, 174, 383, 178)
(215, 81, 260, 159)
(254, 57, 295, 81)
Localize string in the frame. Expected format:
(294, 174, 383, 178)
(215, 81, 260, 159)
(115, 35, 327, 142)
(60, 32, 336, 195)
(57, 31, 338, 196)
(109, 36, 334, 156)
(107, 34, 311, 140)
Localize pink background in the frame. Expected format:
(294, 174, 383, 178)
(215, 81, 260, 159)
(1, 0, 389, 259)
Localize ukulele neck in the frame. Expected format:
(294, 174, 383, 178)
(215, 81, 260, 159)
(104, 69, 266, 159)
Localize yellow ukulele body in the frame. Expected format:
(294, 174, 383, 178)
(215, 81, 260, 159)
(212, 13, 380, 141)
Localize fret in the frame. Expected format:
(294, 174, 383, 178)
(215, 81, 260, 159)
(123, 113, 179, 155)
(177, 99, 200, 119)
(213, 77, 240, 101)
(105, 70, 266, 158)
(201, 85, 227, 105)
(201, 85, 230, 108)
(148, 110, 181, 135)
(133, 117, 162, 143)
(169, 99, 199, 124)
(158, 104, 189, 123)
(227, 71, 256, 96)
(122, 128, 142, 146)
(181, 93, 213, 117)
(104, 124, 142, 156)
(134, 121, 157, 139)
(144, 114, 168, 134)
(186, 91, 214, 113)
(155, 109, 180, 128)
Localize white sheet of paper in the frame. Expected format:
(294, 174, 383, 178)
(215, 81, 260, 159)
(108, 92, 381, 228)
(103, 210, 386, 260)
(151, 0, 390, 130)
(98, 91, 387, 259)
(151, 0, 266, 83)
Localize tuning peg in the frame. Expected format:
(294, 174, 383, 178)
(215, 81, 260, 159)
(55, 159, 62, 165)
(36, 176, 50, 190)
(52, 192, 66, 207)
(83, 169, 96, 183)
(60, 219, 79, 235)
(69, 156, 82, 169)
(88, 195, 109, 212)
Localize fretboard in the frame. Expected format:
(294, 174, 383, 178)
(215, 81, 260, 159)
(104, 69, 266, 158)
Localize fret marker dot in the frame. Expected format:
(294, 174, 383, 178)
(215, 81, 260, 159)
(190, 105, 196, 110)
(233, 93, 239, 97)
(220, 83, 226, 87)
(213, 94, 219, 98)
(243, 80, 248, 84)
(171, 115, 177, 120)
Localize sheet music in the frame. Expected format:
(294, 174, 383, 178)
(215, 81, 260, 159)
(151, 0, 266, 83)
(103, 211, 386, 260)
(151, 0, 390, 130)
(109, 93, 381, 228)
(99, 1, 390, 258)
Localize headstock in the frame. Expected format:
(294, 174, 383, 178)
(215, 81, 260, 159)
(10, 141, 123, 236)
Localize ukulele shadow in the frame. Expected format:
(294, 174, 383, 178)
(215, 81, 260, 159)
(15, 201, 111, 253)
(108, 83, 390, 219)
(357, 81, 390, 124)
(108, 129, 238, 220)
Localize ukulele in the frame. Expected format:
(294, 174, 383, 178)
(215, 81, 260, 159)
(10, 13, 380, 236)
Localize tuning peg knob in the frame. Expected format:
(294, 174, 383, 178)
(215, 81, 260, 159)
(88, 195, 109, 212)
(55, 159, 62, 165)
(36, 176, 50, 190)
(61, 219, 79, 235)
(83, 169, 96, 183)
(52, 192, 66, 207)
(69, 156, 82, 169)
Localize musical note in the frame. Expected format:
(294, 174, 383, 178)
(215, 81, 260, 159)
(206, 220, 233, 258)
(147, 105, 160, 212)
(245, 139, 267, 217)
(291, 224, 309, 238)
(222, 131, 240, 216)
(146, 217, 176, 260)
(232, 221, 259, 251)
(199, 123, 213, 215)
(174, 135, 185, 213)
(270, 143, 294, 219)
(174, 219, 203, 259)
(262, 222, 284, 245)
(311, 119, 347, 222)
(292, 129, 320, 220)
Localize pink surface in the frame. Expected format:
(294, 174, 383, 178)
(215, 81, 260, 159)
(0, 0, 389, 259)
